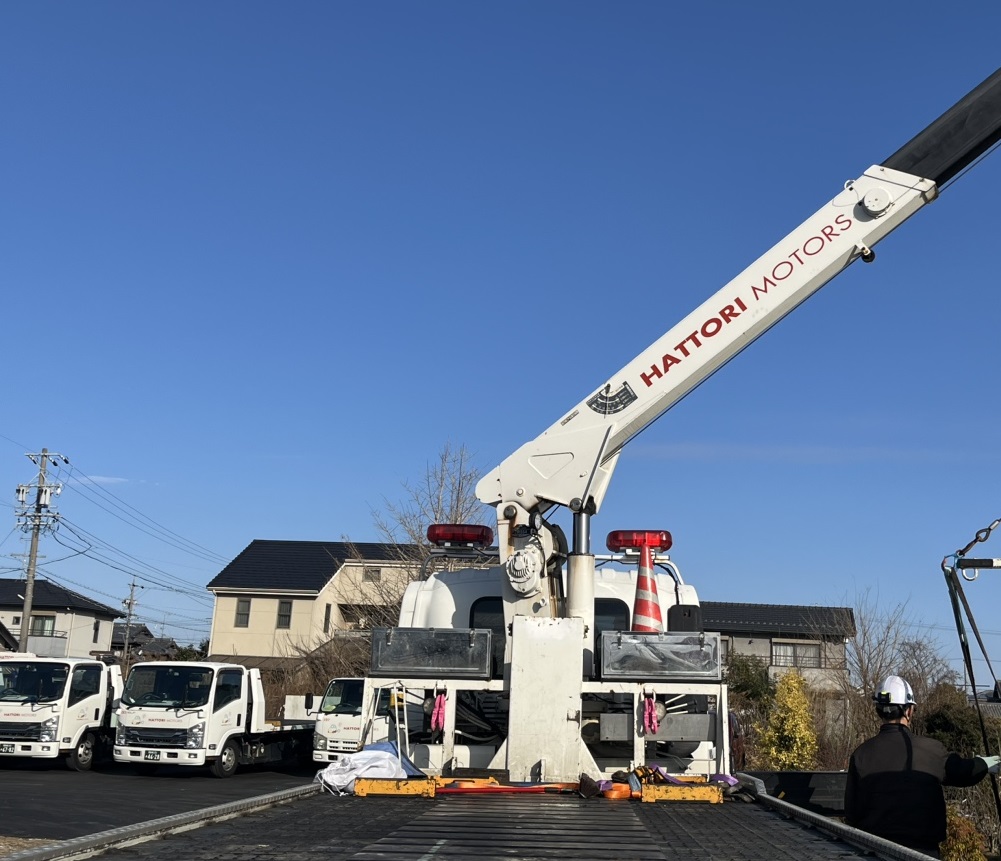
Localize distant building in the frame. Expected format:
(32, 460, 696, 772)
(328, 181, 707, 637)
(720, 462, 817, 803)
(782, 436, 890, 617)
(111, 623, 179, 662)
(0, 578, 121, 657)
(702, 601, 856, 691)
(206, 539, 414, 663)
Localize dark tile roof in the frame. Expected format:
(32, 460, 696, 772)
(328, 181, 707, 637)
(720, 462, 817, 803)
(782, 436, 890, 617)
(701, 601, 856, 638)
(207, 540, 407, 593)
(135, 638, 178, 655)
(0, 578, 121, 619)
(112, 622, 155, 646)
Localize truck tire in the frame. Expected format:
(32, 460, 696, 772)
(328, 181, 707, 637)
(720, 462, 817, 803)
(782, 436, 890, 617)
(210, 740, 239, 778)
(66, 732, 96, 772)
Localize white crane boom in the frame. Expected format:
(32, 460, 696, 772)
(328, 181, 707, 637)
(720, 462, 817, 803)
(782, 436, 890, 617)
(476, 67, 1001, 561)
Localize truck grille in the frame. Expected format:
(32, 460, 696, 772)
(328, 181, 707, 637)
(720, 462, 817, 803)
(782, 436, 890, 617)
(0, 722, 42, 741)
(119, 727, 188, 748)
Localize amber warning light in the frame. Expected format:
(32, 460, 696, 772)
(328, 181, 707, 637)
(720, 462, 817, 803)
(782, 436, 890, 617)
(427, 524, 494, 548)
(606, 530, 673, 552)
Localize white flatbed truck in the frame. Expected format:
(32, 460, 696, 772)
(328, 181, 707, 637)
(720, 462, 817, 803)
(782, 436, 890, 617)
(113, 660, 312, 777)
(0, 652, 122, 771)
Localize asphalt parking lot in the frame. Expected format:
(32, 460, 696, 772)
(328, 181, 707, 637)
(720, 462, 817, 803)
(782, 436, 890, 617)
(0, 758, 318, 841)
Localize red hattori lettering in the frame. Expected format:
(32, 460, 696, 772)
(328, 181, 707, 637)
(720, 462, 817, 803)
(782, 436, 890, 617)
(640, 297, 746, 388)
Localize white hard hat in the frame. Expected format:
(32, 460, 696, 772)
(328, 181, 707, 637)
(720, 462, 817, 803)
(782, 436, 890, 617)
(874, 675, 916, 707)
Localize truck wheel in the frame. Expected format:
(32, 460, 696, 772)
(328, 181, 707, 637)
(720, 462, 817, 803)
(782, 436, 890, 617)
(210, 740, 239, 778)
(66, 733, 95, 772)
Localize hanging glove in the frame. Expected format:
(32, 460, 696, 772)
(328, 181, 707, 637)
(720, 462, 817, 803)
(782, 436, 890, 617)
(976, 755, 1001, 774)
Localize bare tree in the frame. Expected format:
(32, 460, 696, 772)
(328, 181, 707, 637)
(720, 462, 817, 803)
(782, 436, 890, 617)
(286, 442, 490, 687)
(371, 441, 488, 556)
(813, 588, 958, 769)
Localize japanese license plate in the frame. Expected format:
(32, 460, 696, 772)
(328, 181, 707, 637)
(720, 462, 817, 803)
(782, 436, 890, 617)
(0, 743, 14, 754)
(143, 750, 161, 761)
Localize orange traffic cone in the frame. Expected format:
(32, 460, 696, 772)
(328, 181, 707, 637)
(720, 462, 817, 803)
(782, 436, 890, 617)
(632, 544, 663, 632)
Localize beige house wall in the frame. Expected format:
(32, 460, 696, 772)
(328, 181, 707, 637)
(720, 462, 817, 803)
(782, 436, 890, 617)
(208, 561, 417, 659)
(209, 593, 315, 659)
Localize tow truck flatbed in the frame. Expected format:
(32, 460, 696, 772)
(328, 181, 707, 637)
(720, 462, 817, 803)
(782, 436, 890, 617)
(16, 786, 931, 861)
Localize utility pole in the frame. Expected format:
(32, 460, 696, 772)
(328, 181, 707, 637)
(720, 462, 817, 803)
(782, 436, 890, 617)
(121, 577, 142, 671)
(14, 448, 66, 653)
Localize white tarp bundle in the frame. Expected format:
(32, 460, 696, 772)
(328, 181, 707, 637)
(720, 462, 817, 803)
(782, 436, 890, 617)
(315, 749, 407, 795)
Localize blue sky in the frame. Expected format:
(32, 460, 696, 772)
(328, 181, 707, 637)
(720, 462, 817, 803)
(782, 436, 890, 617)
(3, 3, 1001, 680)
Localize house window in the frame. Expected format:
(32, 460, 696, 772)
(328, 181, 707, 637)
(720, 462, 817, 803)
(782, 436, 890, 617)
(234, 599, 251, 628)
(720, 637, 730, 663)
(29, 615, 55, 636)
(339, 605, 379, 629)
(11, 616, 20, 626)
(323, 603, 331, 634)
(363, 567, 382, 583)
(93, 620, 100, 644)
(772, 641, 821, 668)
(277, 600, 292, 629)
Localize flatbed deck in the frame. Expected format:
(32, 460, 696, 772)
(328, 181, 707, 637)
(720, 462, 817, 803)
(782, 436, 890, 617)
(8, 787, 934, 861)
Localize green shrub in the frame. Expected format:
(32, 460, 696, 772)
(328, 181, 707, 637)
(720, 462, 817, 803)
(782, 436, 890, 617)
(755, 670, 817, 770)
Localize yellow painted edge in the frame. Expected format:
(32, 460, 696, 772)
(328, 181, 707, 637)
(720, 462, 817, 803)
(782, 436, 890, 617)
(354, 777, 436, 797)
(640, 784, 724, 804)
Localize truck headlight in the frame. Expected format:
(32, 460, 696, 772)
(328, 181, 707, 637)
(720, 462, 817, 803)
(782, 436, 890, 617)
(185, 721, 205, 749)
(39, 717, 59, 743)
(313, 732, 327, 751)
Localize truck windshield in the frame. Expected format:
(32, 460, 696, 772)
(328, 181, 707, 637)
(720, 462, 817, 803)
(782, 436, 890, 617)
(0, 661, 69, 703)
(319, 679, 365, 714)
(122, 665, 214, 708)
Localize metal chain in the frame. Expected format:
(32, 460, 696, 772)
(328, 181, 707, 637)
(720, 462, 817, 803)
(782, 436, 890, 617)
(943, 517, 1001, 581)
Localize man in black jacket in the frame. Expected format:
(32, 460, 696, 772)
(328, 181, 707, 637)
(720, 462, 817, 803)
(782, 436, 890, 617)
(845, 675, 1000, 857)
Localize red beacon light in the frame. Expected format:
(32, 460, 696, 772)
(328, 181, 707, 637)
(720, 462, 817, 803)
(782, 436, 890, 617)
(427, 524, 494, 548)
(606, 530, 673, 553)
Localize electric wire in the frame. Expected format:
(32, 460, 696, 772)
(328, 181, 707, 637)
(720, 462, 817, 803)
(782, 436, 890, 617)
(59, 463, 229, 566)
(57, 517, 215, 598)
(38, 568, 212, 640)
(49, 528, 214, 610)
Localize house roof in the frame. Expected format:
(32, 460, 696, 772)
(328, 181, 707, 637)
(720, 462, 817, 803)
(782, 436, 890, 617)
(112, 622, 155, 646)
(969, 694, 1001, 719)
(0, 578, 121, 619)
(701, 601, 856, 638)
(136, 637, 178, 655)
(207, 540, 407, 593)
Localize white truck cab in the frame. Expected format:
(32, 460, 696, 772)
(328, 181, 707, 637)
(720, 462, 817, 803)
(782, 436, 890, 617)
(0, 652, 122, 771)
(312, 676, 423, 763)
(114, 661, 313, 777)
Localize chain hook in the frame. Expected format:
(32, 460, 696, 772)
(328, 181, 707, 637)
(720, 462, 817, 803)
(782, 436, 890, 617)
(951, 518, 1001, 580)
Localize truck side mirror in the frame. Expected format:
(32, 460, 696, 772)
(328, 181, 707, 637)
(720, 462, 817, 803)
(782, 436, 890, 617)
(304, 693, 314, 712)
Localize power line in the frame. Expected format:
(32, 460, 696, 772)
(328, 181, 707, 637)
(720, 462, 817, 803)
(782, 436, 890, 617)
(55, 518, 214, 601)
(61, 464, 229, 566)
